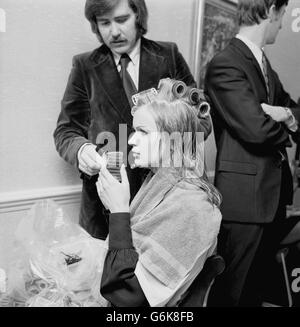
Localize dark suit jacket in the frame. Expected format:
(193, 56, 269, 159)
(54, 37, 210, 239)
(205, 38, 300, 224)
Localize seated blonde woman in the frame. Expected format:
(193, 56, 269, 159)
(96, 79, 222, 307)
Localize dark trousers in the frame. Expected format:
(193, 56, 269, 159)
(208, 168, 298, 306)
(207, 212, 281, 306)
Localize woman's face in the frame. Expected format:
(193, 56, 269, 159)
(129, 106, 161, 169)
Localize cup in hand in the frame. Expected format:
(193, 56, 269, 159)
(106, 152, 123, 182)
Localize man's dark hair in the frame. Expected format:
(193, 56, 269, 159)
(237, 0, 289, 26)
(85, 0, 148, 43)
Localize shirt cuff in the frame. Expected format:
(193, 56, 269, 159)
(285, 108, 298, 132)
(77, 142, 94, 162)
(109, 213, 133, 250)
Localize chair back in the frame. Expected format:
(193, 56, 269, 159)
(178, 254, 225, 307)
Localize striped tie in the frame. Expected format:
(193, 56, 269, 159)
(262, 52, 270, 103)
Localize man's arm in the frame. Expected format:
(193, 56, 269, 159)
(100, 213, 149, 307)
(205, 56, 290, 148)
(53, 56, 91, 167)
(272, 69, 300, 122)
(272, 69, 300, 143)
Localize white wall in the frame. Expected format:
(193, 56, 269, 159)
(0, 0, 97, 195)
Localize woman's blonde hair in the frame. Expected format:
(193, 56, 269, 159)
(132, 79, 221, 207)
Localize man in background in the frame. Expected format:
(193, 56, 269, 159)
(205, 0, 300, 306)
(54, 0, 211, 240)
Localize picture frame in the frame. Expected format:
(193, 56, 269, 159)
(193, 0, 238, 89)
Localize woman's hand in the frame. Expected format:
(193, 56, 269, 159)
(96, 164, 130, 213)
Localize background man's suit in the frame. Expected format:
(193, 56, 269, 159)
(54, 37, 211, 240)
(205, 38, 300, 305)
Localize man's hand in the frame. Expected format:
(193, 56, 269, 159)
(96, 165, 130, 213)
(77, 144, 106, 176)
(261, 103, 290, 122)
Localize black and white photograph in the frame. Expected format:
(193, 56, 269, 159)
(1, 0, 300, 314)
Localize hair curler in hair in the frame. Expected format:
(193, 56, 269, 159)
(171, 80, 187, 98)
(186, 88, 201, 105)
(197, 100, 211, 118)
(157, 78, 187, 100)
(185, 88, 210, 117)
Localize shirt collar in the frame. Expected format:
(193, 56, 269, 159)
(112, 38, 141, 67)
(235, 34, 264, 66)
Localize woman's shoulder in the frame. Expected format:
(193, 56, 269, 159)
(170, 180, 221, 219)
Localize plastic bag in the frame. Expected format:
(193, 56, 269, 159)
(0, 199, 109, 307)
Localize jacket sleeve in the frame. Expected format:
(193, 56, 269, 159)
(171, 43, 212, 140)
(100, 213, 149, 307)
(272, 69, 300, 143)
(53, 56, 91, 167)
(205, 56, 290, 148)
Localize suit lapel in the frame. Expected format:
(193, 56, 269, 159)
(91, 39, 167, 124)
(92, 46, 133, 125)
(138, 38, 167, 92)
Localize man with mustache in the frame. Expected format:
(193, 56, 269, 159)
(53, 0, 211, 240)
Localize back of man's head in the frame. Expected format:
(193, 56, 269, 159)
(85, 0, 148, 42)
(237, 0, 289, 26)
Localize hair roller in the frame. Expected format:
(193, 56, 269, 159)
(187, 88, 201, 105)
(185, 88, 210, 117)
(197, 100, 211, 118)
(171, 80, 187, 99)
(157, 78, 187, 101)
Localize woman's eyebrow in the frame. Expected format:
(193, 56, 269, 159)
(135, 125, 149, 131)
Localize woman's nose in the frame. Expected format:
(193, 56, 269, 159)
(128, 132, 137, 146)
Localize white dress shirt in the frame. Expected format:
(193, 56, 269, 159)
(112, 38, 141, 90)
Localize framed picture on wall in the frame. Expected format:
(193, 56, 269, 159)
(197, 0, 238, 89)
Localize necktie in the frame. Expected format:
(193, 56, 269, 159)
(119, 53, 138, 107)
(262, 52, 270, 103)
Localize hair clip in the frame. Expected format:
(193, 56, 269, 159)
(132, 88, 158, 106)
